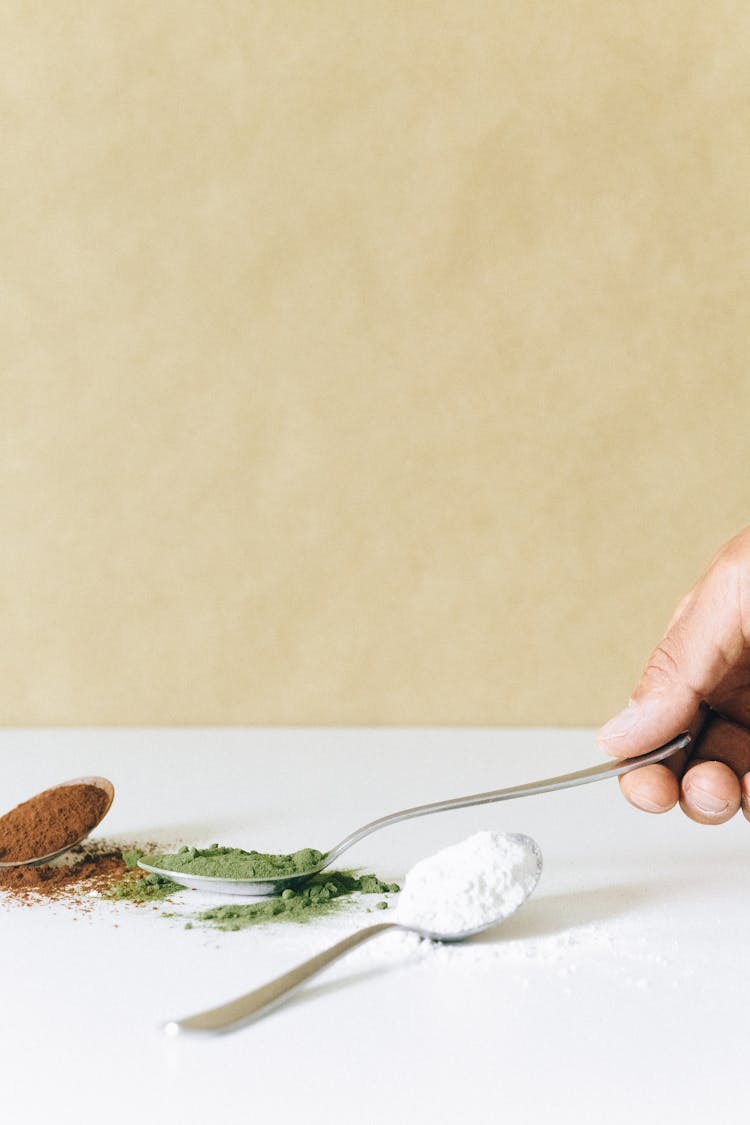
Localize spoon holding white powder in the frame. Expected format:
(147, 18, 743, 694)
(394, 830, 542, 937)
(165, 831, 543, 1032)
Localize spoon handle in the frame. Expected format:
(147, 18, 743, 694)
(325, 728, 695, 865)
(166, 922, 397, 1034)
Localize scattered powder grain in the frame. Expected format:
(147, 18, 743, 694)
(0, 839, 397, 926)
(0, 846, 128, 907)
(194, 868, 400, 931)
(0, 842, 183, 908)
(108, 850, 185, 901)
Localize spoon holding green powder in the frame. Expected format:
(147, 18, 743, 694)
(138, 845, 399, 924)
(145, 844, 325, 882)
(139, 733, 690, 896)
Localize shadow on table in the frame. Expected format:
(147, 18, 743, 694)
(279, 961, 408, 1018)
(474, 879, 657, 944)
(114, 816, 262, 845)
(278, 879, 668, 1017)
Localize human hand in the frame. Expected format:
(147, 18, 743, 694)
(596, 527, 750, 824)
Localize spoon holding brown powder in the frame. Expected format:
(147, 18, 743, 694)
(0, 777, 115, 866)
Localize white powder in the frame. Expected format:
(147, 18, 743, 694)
(394, 830, 542, 935)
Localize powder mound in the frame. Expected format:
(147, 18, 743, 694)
(147, 844, 325, 880)
(0, 784, 109, 863)
(395, 831, 542, 935)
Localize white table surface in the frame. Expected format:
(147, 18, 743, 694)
(1, 729, 747, 1125)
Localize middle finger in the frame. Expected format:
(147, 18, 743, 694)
(679, 713, 750, 824)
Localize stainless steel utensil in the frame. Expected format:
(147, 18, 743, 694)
(141, 731, 692, 895)
(165, 832, 543, 1034)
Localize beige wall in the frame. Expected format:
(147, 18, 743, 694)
(2, 2, 749, 725)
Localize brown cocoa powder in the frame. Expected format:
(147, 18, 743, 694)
(0, 783, 109, 863)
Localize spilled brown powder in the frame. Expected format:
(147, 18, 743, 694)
(0, 846, 129, 906)
(0, 784, 109, 863)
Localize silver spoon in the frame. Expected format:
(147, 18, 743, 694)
(164, 832, 543, 1035)
(0, 776, 115, 868)
(140, 730, 692, 896)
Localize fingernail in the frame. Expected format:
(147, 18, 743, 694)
(597, 704, 640, 743)
(683, 784, 729, 816)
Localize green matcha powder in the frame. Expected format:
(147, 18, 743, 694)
(111, 846, 399, 930)
(148, 843, 327, 880)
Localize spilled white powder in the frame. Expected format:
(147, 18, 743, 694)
(394, 831, 542, 935)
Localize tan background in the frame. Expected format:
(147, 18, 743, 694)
(1, 2, 749, 726)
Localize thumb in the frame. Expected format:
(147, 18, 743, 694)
(596, 567, 743, 758)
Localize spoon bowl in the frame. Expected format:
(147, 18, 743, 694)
(0, 776, 115, 868)
(136, 860, 324, 897)
(165, 832, 543, 1035)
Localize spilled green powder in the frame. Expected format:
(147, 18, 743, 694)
(196, 869, 400, 931)
(104, 844, 400, 925)
(146, 844, 325, 880)
(109, 871, 186, 901)
(107, 848, 185, 901)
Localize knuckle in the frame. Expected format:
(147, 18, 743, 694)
(643, 642, 683, 687)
